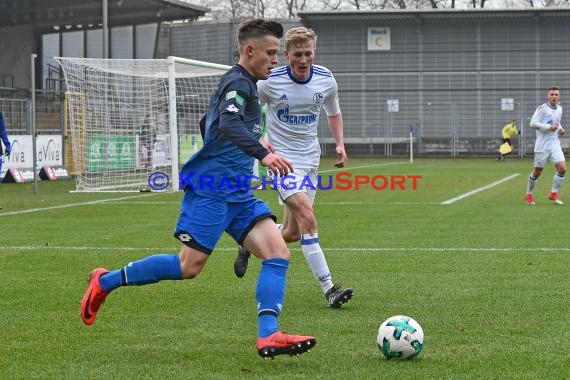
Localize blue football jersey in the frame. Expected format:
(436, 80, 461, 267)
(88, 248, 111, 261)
(180, 65, 268, 201)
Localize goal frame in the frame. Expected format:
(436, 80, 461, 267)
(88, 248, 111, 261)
(57, 56, 231, 192)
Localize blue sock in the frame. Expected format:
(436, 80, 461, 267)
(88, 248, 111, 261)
(256, 257, 289, 338)
(99, 254, 183, 293)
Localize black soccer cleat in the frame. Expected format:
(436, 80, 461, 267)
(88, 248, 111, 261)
(326, 283, 353, 308)
(233, 246, 251, 278)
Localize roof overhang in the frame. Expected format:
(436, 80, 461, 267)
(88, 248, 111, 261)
(299, 8, 570, 24)
(0, 0, 209, 32)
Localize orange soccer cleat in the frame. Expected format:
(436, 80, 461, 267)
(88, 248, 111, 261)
(548, 192, 564, 205)
(256, 331, 317, 358)
(80, 268, 110, 325)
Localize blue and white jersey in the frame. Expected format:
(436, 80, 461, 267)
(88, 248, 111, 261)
(0, 111, 10, 155)
(180, 65, 268, 201)
(530, 102, 564, 152)
(258, 64, 341, 169)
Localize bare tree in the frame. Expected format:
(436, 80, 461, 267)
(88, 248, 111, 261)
(470, 0, 487, 7)
(197, 0, 570, 20)
(324, 0, 344, 9)
(345, 0, 363, 9)
(281, 0, 310, 17)
(284, 0, 295, 16)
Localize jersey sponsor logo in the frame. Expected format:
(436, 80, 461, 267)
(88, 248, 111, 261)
(277, 105, 317, 125)
(313, 92, 324, 104)
(226, 104, 240, 113)
(279, 94, 288, 100)
(225, 91, 244, 105)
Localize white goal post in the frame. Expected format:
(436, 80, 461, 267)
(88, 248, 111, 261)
(56, 56, 231, 192)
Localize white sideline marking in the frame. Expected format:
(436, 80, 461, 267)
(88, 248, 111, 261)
(317, 202, 439, 205)
(5, 246, 570, 253)
(103, 201, 178, 205)
(440, 173, 520, 205)
(0, 193, 157, 217)
(0, 161, 410, 215)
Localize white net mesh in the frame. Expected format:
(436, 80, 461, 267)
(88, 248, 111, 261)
(56, 57, 230, 192)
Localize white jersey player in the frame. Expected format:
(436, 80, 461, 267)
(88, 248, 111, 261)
(525, 86, 566, 205)
(234, 27, 353, 309)
(258, 63, 340, 170)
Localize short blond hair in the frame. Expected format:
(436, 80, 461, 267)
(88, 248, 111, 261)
(285, 27, 317, 51)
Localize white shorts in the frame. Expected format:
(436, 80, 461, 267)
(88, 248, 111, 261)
(269, 167, 318, 205)
(533, 148, 566, 168)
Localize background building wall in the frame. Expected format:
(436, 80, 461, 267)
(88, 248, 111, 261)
(163, 11, 570, 157)
(0, 25, 34, 89)
(299, 10, 570, 156)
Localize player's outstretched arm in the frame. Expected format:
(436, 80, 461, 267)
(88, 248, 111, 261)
(327, 113, 347, 168)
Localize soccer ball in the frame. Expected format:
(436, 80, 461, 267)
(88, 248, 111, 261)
(377, 315, 424, 360)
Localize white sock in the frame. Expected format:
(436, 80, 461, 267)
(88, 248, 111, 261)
(300, 233, 333, 294)
(527, 174, 538, 194)
(552, 172, 565, 193)
(276, 223, 283, 231)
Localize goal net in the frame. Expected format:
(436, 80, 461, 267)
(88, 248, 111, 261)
(56, 57, 230, 192)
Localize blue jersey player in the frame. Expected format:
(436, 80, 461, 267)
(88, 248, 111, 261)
(0, 111, 12, 177)
(80, 18, 317, 358)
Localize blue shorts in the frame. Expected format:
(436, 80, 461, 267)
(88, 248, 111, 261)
(174, 190, 275, 254)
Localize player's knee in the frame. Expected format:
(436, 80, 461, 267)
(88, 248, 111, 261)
(178, 251, 206, 279)
(298, 211, 318, 233)
(180, 266, 201, 279)
(265, 244, 291, 260)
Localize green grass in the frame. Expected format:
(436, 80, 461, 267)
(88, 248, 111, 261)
(1, 157, 569, 379)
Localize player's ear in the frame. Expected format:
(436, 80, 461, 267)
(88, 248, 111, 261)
(245, 44, 254, 57)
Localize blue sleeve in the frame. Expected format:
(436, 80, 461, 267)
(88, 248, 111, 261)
(219, 112, 269, 161)
(0, 112, 10, 147)
(216, 80, 269, 161)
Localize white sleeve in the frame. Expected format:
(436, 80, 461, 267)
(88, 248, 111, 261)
(323, 78, 341, 117)
(530, 106, 551, 131)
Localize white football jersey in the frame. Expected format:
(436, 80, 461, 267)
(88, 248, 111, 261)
(530, 102, 564, 152)
(257, 64, 341, 169)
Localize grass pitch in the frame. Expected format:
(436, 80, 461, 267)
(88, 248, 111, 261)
(1, 157, 569, 379)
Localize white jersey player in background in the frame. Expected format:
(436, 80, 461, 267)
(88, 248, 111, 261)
(234, 27, 353, 308)
(525, 86, 566, 205)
